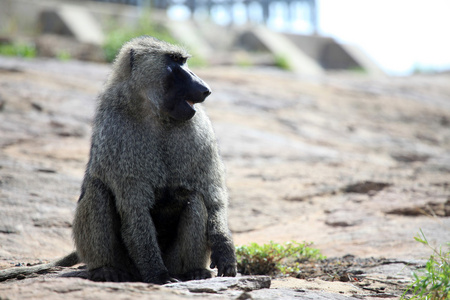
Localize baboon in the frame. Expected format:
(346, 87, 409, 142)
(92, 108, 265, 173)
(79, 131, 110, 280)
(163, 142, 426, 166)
(0, 36, 236, 284)
(72, 36, 236, 284)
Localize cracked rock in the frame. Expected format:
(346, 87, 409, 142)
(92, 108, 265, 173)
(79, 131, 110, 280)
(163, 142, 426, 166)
(164, 276, 271, 293)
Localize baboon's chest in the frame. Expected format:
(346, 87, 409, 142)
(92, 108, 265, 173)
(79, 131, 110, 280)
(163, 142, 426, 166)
(150, 187, 192, 251)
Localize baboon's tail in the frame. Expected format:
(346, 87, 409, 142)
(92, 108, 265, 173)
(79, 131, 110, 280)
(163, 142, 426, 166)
(54, 251, 79, 267)
(0, 251, 79, 282)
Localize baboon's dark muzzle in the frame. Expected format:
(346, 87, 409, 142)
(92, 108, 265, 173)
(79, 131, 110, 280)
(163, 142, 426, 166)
(181, 65, 211, 104)
(163, 63, 212, 122)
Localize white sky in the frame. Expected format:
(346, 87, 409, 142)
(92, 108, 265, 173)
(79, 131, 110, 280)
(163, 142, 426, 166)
(318, 0, 450, 75)
(168, 0, 450, 75)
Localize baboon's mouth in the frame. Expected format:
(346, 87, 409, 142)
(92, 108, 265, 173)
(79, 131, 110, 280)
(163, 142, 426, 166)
(186, 100, 196, 110)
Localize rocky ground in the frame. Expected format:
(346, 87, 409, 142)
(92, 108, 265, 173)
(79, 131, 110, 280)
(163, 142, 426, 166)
(0, 56, 449, 299)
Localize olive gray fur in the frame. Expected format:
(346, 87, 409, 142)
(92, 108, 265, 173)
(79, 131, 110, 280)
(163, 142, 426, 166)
(72, 36, 237, 284)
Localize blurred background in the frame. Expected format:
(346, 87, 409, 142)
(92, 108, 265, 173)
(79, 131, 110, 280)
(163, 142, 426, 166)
(1, 0, 449, 76)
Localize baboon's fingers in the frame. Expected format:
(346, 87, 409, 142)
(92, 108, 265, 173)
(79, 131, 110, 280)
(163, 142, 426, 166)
(190, 269, 213, 280)
(217, 265, 225, 277)
(148, 272, 179, 284)
(224, 265, 237, 277)
(163, 277, 179, 284)
(217, 264, 237, 277)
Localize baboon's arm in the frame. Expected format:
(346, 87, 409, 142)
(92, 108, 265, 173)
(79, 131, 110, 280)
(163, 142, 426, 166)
(205, 188, 237, 277)
(0, 251, 79, 282)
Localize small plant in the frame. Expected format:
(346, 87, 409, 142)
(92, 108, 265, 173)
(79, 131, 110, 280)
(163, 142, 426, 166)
(56, 50, 71, 61)
(402, 229, 450, 300)
(274, 54, 291, 71)
(237, 58, 253, 68)
(236, 241, 325, 276)
(102, 13, 205, 67)
(349, 66, 366, 74)
(102, 12, 176, 63)
(0, 43, 36, 58)
(235, 52, 253, 68)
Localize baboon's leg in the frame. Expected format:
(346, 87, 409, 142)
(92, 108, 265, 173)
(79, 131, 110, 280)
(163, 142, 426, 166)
(114, 181, 179, 284)
(164, 195, 211, 280)
(74, 178, 137, 282)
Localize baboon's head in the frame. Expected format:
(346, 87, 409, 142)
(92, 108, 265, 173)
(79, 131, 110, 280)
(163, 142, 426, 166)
(110, 36, 211, 122)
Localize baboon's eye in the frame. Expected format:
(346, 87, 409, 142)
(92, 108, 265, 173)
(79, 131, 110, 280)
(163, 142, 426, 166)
(169, 54, 187, 64)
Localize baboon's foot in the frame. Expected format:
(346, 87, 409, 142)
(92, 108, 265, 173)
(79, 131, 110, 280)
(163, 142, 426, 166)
(146, 272, 179, 285)
(88, 267, 134, 282)
(178, 268, 213, 281)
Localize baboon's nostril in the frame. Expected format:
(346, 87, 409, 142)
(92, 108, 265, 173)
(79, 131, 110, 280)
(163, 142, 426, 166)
(203, 89, 212, 97)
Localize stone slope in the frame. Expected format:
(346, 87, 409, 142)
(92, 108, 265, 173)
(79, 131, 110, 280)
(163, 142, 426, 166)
(0, 57, 449, 299)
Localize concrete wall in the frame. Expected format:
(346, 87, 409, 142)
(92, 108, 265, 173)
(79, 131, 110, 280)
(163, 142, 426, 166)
(0, 0, 384, 76)
(0, 0, 140, 38)
(284, 33, 385, 75)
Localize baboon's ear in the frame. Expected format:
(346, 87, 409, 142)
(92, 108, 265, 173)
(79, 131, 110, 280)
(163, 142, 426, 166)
(130, 48, 135, 72)
(110, 45, 135, 83)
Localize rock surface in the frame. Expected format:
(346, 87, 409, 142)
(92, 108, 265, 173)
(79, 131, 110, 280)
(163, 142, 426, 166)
(0, 274, 361, 299)
(0, 56, 449, 299)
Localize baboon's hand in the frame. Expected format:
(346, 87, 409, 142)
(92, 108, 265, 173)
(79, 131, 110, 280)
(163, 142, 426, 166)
(210, 245, 237, 277)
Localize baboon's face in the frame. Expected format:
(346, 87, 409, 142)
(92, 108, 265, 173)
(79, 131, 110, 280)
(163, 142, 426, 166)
(161, 54, 211, 122)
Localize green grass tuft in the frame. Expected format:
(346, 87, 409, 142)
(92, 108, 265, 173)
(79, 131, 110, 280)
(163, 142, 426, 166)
(402, 229, 450, 300)
(274, 54, 292, 71)
(236, 241, 325, 276)
(0, 43, 36, 58)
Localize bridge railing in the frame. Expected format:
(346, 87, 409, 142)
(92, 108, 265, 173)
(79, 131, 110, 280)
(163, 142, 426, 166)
(92, 0, 317, 34)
